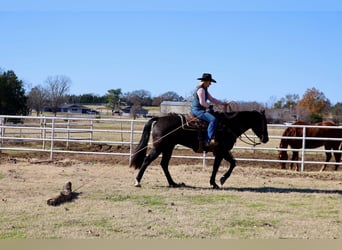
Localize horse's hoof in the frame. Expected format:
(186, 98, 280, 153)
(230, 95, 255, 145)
(170, 182, 186, 188)
(211, 183, 220, 189)
(134, 180, 141, 187)
(220, 176, 226, 185)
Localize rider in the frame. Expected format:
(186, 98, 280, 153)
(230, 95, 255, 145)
(191, 73, 225, 149)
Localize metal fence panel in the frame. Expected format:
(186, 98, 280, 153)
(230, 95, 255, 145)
(1, 115, 342, 171)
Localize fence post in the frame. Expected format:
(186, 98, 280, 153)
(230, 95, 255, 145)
(50, 118, 55, 161)
(42, 117, 46, 150)
(90, 119, 94, 146)
(67, 119, 71, 149)
(300, 126, 306, 172)
(0, 117, 4, 152)
(129, 120, 134, 166)
(202, 152, 206, 167)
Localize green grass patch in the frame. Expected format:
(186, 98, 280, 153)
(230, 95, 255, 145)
(226, 218, 279, 239)
(189, 194, 239, 205)
(288, 202, 307, 207)
(161, 227, 192, 239)
(106, 193, 167, 208)
(246, 202, 267, 209)
(0, 231, 26, 239)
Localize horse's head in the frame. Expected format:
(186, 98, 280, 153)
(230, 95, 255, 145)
(251, 110, 269, 144)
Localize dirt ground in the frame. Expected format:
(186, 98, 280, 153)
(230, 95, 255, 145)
(1, 148, 342, 239)
(1, 143, 342, 173)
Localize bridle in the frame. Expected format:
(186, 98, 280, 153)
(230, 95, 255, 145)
(235, 111, 266, 147)
(238, 132, 262, 146)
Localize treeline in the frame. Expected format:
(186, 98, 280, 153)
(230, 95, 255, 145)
(1, 69, 342, 123)
(50, 83, 342, 124)
(67, 89, 185, 106)
(0, 69, 186, 117)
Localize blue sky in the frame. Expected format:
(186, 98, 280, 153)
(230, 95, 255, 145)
(1, 1, 342, 105)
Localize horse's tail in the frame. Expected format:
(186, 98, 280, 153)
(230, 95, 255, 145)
(129, 117, 159, 169)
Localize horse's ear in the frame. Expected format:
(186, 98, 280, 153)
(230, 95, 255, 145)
(261, 109, 265, 114)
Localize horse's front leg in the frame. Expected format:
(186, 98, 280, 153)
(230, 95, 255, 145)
(320, 152, 332, 172)
(160, 147, 184, 187)
(220, 151, 237, 186)
(291, 151, 299, 171)
(210, 154, 223, 189)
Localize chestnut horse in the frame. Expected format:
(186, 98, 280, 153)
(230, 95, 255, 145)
(130, 110, 269, 189)
(278, 121, 342, 171)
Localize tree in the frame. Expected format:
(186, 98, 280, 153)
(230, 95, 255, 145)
(152, 91, 183, 106)
(160, 91, 181, 101)
(297, 87, 331, 122)
(125, 90, 152, 119)
(273, 97, 285, 109)
(331, 102, 342, 124)
(27, 85, 48, 116)
(106, 88, 122, 113)
(273, 94, 299, 109)
(126, 89, 152, 106)
(283, 94, 299, 110)
(0, 70, 28, 116)
(45, 75, 71, 116)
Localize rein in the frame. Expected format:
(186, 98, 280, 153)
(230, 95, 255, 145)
(222, 109, 262, 147)
(238, 132, 261, 147)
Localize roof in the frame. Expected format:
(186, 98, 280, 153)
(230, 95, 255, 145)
(160, 101, 191, 106)
(58, 104, 89, 109)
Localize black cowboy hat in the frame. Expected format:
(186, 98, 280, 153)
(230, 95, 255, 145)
(197, 73, 216, 83)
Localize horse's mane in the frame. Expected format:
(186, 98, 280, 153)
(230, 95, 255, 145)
(217, 111, 239, 120)
(282, 121, 309, 135)
(167, 112, 181, 117)
(217, 110, 264, 120)
(317, 121, 337, 126)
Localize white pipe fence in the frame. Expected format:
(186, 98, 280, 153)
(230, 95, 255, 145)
(1, 115, 342, 171)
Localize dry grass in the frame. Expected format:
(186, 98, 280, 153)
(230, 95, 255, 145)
(0, 157, 341, 239)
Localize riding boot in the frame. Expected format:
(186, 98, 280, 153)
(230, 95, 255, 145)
(205, 139, 217, 151)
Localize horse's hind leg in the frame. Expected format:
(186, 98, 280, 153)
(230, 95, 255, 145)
(219, 151, 237, 186)
(333, 150, 341, 171)
(135, 148, 161, 187)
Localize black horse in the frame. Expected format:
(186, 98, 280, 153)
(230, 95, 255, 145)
(130, 110, 269, 189)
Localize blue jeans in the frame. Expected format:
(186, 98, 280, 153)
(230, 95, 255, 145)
(191, 109, 217, 143)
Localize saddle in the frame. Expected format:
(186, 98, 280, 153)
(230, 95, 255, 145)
(182, 113, 209, 130)
(179, 113, 209, 153)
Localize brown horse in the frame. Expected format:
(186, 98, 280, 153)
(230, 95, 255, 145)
(278, 121, 342, 171)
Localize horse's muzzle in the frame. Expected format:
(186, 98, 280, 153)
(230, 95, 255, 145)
(260, 135, 269, 144)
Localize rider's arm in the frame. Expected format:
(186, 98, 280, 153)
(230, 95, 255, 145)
(207, 92, 224, 105)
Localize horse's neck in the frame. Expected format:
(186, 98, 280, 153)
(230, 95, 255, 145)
(222, 111, 251, 136)
(279, 139, 289, 149)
